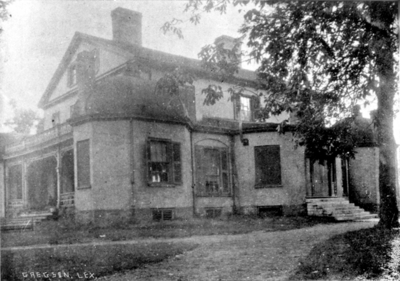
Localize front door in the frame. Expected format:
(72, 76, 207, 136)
(27, 156, 58, 210)
(309, 159, 336, 197)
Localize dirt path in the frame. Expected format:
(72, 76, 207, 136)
(100, 221, 377, 281)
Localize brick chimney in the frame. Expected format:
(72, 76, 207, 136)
(75, 50, 96, 115)
(111, 7, 142, 46)
(214, 35, 242, 67)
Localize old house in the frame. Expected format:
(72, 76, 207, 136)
(0, 8, 378, 226)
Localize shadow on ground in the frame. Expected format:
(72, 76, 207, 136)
(290, 226, 400, 280)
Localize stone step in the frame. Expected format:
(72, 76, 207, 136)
(1, 220, 34, 231)
(307, 205, 360, 211)
(335, 214, 378, 221)
(306, 197, 376, 222)
(1, 211, 52, 232)
(19, 212, 52, 217)
(307, 203, 355, 208)
(306, 198, 347, 203)
(334, 211, 377, 219)
(324, 209, 365, 215)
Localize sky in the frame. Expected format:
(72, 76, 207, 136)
(0, 0, 399, 143)
(0, 0, 251, 126)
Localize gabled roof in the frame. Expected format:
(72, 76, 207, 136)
(38, 32, 256, 109)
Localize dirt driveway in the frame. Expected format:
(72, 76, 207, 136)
(100, 221, 377, 281)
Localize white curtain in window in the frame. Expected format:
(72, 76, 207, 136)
(150, 142, 167, 162)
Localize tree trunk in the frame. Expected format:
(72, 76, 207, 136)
(376, 39, 399, 228)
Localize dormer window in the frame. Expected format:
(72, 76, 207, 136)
(234, 95, 260, 122)
(67, 65, 77, 87)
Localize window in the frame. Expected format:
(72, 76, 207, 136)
(152, 208, 174, 221)
(8, 165, 22, 200)
(234, 95, 260, 121)
(146, 139, 181, 185)
(68, 64, 77, 87)
(77, 140, 90, 188)
(51, 111, 60, 127)
(254, 145, 282, 187)
(257, 206, 283, 217)
(205, 208, 222, 218)
(195, 146, 230, 196)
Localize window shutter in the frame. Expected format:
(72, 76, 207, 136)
(250, 96, 260, 121)
(195, 145, 206, 195)
(146, 140, 152, 183)
(172, 142, 182, 184)
(221, 149, 229, 193)
(233, 98, 241, 120)
(255, 145, 281, 186)
(77, 140, 91, 188)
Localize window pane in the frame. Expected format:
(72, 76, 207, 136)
(255, 145, 281, 186)
(240, 97, 251, 121)
(172, 143, 182, 183)
(77, 140, 90, 188)
(205, 176, 219, 193)
(150, 142, 167, 162)
(205, 149, 220, 176)
(149, 162, 169, 182)
(221, 150, 228, 171)
(222, 172, 229, 192)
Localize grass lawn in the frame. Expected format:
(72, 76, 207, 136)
(2, 242, 197, 281)
(1, 215, 333, 248)
(290, 226, 400, 280)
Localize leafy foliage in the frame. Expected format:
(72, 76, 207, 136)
(5, 100, 41, 134)
(164, 0, 398, 163)
(155, 67, 194, 97)
(0, 0, 13, 32)
(162, 0, 399, 227)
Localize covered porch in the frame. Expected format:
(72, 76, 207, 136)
(2, 124, 75, 217)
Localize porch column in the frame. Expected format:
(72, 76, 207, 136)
(0, 161, 5, 217)
(23, 160, 31, 210)
(56, 151, 61, 208)
(305, 157, 310, 197)
(56, 124, 61, 209)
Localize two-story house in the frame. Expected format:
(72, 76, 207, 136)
(0, 7, 378, 225)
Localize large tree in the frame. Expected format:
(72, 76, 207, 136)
(164, 0, 400, 228)
(5, 100, 41, 134)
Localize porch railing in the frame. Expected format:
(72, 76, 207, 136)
(60, 192, 75, 208)
(5, 123, 72, 155)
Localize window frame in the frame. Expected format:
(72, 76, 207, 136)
(146, 138, 182, 187)
(195, 145, 231, 197)
(233, 94, 260, 122)
(152, 208, 175, 221)
(205, 207, 222, 218)
(76, 139, 91, 189)
(254, 145, 282, 188)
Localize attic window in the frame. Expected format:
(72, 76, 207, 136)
(68, 65, 77, 87)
